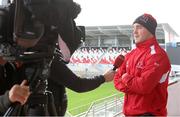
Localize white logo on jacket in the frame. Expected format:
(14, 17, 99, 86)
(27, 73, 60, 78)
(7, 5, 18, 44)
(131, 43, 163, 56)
(159, 71, 170, 83)
(136, 61, 144, 69)
(150, 45, 156, 55)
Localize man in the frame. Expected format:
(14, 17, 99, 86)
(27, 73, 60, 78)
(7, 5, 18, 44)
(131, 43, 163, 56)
(46, 2, 115, 116)
(114, 13, 171, 116)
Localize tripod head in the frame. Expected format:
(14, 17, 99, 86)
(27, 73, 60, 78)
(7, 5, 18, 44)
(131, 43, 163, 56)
(2, 51, 57, 116)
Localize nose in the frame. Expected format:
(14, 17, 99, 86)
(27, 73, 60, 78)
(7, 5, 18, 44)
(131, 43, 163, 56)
(133, 29, 137, 35)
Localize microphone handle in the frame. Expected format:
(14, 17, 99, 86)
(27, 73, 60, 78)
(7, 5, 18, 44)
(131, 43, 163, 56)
(112, 66, 117, 71)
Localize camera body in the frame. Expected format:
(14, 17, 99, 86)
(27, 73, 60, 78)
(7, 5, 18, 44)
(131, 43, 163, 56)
(0, 0, 86, 94)
(0, 0, 85, 61)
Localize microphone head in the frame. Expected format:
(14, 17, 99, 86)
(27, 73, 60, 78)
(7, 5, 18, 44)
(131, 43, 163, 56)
(113, 54, 124, 70)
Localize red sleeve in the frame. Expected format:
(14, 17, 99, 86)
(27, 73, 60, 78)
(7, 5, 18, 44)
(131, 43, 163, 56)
(120, 53, 170, 94)
(114, 57, 129, 93)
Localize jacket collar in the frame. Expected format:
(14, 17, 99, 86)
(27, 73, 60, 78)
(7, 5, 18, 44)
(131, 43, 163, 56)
(136, 37, 157, 49)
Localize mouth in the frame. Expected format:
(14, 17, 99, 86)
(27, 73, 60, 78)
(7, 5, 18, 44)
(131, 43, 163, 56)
(134, 34, 139, 38)
(134, 37, 138, 41)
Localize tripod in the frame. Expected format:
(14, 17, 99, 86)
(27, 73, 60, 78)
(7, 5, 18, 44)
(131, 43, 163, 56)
(3, 53, 57, 116)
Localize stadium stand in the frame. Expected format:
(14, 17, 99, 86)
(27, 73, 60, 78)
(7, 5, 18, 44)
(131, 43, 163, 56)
(70, 47, 129, 64)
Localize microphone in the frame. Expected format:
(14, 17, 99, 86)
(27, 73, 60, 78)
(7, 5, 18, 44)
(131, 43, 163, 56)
(113, 54, 124, 71)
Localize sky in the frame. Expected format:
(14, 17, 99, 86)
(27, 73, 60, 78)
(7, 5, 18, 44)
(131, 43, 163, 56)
(74, 0, 180, 37)
(0, 0, 179, 37)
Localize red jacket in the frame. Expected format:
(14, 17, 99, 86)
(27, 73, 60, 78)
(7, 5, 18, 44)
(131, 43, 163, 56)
(114, 37, 171, 116)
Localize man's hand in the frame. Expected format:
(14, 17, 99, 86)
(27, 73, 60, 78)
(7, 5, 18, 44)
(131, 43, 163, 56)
(103, 70, 116, 82)
(121, 73, 129, 80)
(9, 80, 30, 105)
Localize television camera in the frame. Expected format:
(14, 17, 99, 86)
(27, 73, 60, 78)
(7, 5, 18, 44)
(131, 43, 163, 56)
(0, 0, 85, 115)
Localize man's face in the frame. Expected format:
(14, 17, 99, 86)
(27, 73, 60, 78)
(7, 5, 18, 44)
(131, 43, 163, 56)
(133, 23, 153, 44)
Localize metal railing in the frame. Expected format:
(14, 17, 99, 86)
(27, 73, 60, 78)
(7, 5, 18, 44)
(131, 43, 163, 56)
(84, 94, 124, 117)
(66, 94, 123, 117)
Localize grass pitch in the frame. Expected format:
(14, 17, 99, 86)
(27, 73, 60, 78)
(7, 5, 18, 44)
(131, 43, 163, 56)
(66, 82, 123, 115)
